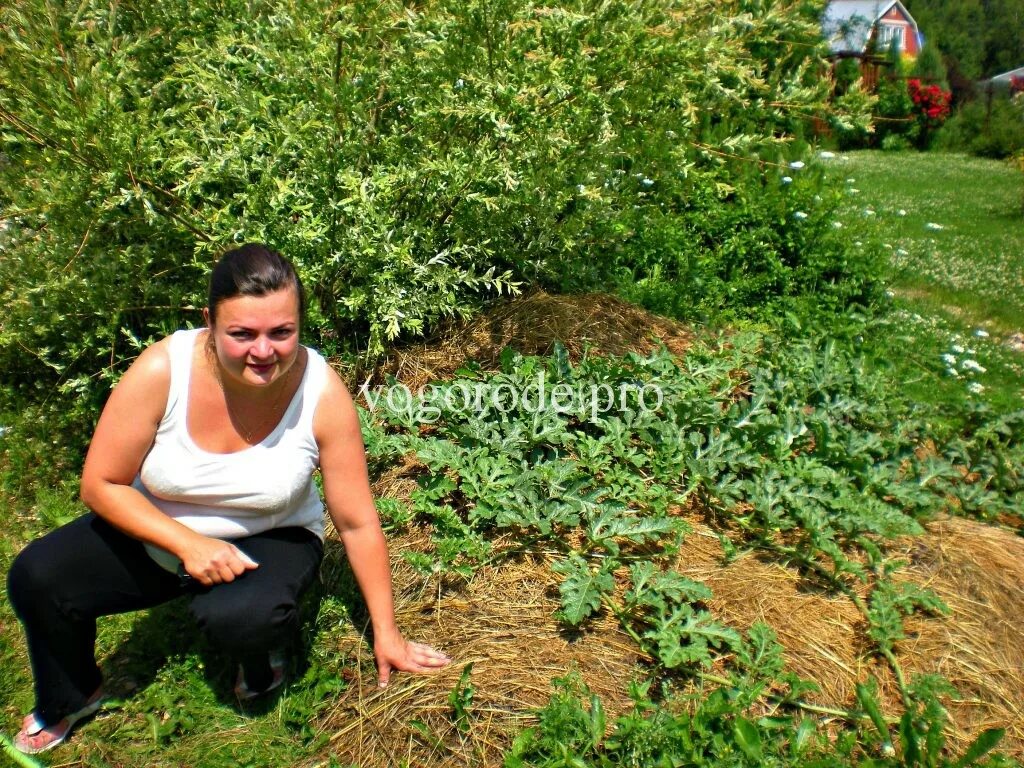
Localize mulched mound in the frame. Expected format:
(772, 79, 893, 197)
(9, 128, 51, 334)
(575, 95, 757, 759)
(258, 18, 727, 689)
(313, 294, 1024, 767)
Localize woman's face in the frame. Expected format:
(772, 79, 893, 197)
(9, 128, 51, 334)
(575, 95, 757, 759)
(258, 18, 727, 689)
(206, 287, 301, 389)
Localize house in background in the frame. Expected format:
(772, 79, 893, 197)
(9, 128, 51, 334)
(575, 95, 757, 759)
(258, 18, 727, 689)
(822, 1, 924, 89)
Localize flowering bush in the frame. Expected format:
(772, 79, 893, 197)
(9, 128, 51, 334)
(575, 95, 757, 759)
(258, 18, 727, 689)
(907, 78, 952, 148)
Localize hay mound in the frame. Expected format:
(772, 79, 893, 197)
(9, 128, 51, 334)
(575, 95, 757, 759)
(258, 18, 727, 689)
(367, 290, 693, 390)
(316, 295, 1024, 766)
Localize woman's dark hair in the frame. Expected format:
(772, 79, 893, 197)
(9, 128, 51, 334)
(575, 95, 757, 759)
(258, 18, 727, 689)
(207, 243, 306, 325)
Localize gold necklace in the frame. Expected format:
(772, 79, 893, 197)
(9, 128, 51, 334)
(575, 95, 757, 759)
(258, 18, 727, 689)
(216, 362, 295, 444)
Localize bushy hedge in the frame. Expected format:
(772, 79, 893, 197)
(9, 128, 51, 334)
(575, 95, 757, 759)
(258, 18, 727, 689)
(935, 94, 1024, 159)
(0, 0, 873, 476)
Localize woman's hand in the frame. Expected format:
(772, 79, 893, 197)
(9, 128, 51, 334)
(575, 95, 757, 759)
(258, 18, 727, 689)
(179, 535, 258, 586)
(373, 628, 451, 688)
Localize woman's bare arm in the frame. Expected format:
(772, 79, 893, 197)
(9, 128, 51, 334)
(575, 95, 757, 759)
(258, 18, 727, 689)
(314, 368, 450, 686)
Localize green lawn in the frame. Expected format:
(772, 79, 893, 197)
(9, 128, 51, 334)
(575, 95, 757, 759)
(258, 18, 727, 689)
(823, 150, 1024, 422)
(833, 150, 1024, 333)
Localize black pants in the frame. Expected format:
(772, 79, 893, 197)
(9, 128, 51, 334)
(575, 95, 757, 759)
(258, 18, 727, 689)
(7, 513, 323, 726)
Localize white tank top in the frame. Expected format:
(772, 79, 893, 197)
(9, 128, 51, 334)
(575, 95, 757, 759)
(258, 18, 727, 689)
(135, 328, 327, 571)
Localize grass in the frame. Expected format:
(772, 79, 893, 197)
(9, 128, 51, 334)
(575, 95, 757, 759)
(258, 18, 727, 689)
(831, 150, 1024, 332)
(818, 150, 1024, 425)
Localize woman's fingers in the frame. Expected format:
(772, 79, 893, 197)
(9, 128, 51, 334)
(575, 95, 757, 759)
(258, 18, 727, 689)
(409, 643, 451, 668)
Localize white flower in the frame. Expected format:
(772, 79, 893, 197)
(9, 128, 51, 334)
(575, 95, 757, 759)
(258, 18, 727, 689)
(577, 184, 586, 193)
(793, 211, 808, 220)
(455, 78, 465, 89)
(967, 382, 985, 394)
(832, 221, 843, 228)
(781, 176, 793, 184)
(863, 208, 875, 216)
(951, 344, 965, 353)
(884, 289, 895, 299)
(896, 248, 909, 256)
(974, 329, 990, 338)
(941, 353, 957, 365)
(925, 222, 944, 231)
(641, 178, 654, 187)
(846, 178, 856, 184)
(946, 367, 961, 378)
(854, 241, 863, 247)
(789, 160, 805, 170)
(818, 151, 836, 159)
(847, 188, 860, 195)
(961, 359, 986, 373)
(898, 209, 907, 216)
(0, 425, 7, 438)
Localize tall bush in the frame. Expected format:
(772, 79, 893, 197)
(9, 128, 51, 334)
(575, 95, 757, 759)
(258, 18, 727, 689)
(0, 0, 870, 473)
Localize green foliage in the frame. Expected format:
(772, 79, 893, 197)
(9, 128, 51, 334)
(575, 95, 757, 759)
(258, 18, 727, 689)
(611, 161, 887, 325)
(903, 0, 1024, 82)
(507, 670, 1016, 768)
(0, 0, 871, 479)
(448, 662, 475, 733)
(911, 44, 949, 91)
(935, 96, 1024, 159)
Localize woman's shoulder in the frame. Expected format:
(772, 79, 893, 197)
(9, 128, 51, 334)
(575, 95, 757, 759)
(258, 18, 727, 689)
(311, 361, 358, 440)
(119, 331, 192, 390)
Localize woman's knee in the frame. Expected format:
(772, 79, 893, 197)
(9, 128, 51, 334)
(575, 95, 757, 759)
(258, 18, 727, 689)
(7, 541, 63, 618)
(192, 588, 298, 650)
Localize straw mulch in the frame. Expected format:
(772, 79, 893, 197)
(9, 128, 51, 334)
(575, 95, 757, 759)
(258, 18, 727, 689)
(313, 295, 1024, 766)
(358, 289, 693, 390)
(674, 513, 1024, 757)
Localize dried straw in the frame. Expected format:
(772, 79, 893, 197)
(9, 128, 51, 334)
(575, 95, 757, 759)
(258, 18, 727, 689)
(352, 289, 693, 391)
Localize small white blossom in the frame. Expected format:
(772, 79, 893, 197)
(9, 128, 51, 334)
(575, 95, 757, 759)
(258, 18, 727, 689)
(896, 248, 909, 256)
(967, 382, 985, 394)
(974, 329, 990, 338)
(781, 176, 793, 184)
(941, 353, 957, 365)
(455, 78, 465, 89)
(641, 177, 654, 187)
(925, 222, 944, 231)
(946, 367, 961, 378)
(793, 211, 808, 220)
(961, 359, 986, 373)
(951, 344, 965, 354)
(863, 208, 875, 216)
(897, 209, 907, 216)
(577, 184, 586, 193)
(818, 151, 836, 159)
(847, 188, 860, 195)
(854, 241, 863, 247)
(789, 160, 805, 170)
(884, 289, 895, 299)
(832, 221, 843, 228)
